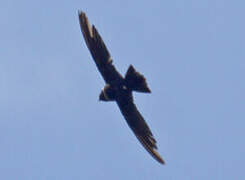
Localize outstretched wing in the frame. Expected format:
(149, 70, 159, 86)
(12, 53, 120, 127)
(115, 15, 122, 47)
(116, 95, 165, 164)
(78, 11, 123, 85)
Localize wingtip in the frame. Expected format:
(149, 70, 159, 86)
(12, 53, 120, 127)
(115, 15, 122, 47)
(151, 148, 166, 165)
(157, 154, 166, 165)
(135, 134, 165, 165)
(78, 10, 84, 16)
(146, 146, 165, 165)
(78, 10, 88, 22)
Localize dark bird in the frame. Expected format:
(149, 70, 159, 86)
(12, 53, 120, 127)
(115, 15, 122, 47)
(78, 11, 165, 164)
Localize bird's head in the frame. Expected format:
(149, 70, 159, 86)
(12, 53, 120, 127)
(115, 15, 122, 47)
(99, 90, 108, 101)
(99, 84, 116, 101)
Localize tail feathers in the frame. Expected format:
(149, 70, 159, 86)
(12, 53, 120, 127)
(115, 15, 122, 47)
(125, 65, 151, 93)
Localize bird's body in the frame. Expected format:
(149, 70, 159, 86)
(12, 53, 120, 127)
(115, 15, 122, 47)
(78, 11, 165, 164)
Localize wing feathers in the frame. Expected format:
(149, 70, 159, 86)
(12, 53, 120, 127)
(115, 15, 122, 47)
(135, 134, 165, 164)
(117, 98, 165, 164)
(78, 11, 110, 65)
(78, 11, 123, 85)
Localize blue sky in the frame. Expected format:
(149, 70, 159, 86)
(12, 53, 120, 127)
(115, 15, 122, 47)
(1, 0, 245, 179)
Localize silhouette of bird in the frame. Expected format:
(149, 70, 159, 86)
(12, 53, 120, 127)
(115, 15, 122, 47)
(78, 11, 165, 164)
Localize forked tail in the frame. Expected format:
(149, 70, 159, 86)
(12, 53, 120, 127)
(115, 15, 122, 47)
(124, 65, 151, 93)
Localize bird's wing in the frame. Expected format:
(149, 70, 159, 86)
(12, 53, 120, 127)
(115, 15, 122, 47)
(78, 11, 123, 85)
(116, 96, 165, 164)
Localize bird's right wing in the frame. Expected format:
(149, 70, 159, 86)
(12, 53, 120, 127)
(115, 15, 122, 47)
(78, 11, 123, 85)
(116, 96, 165, 164)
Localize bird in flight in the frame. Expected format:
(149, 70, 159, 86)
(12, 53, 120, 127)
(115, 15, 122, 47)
(78, 11, 165, 164)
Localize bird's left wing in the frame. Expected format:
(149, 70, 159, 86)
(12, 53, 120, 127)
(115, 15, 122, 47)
(116, 96, 165, 164)
(78, 11, 123, 85)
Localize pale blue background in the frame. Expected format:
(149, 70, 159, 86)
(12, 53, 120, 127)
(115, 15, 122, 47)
(1, 0, 244, 179)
